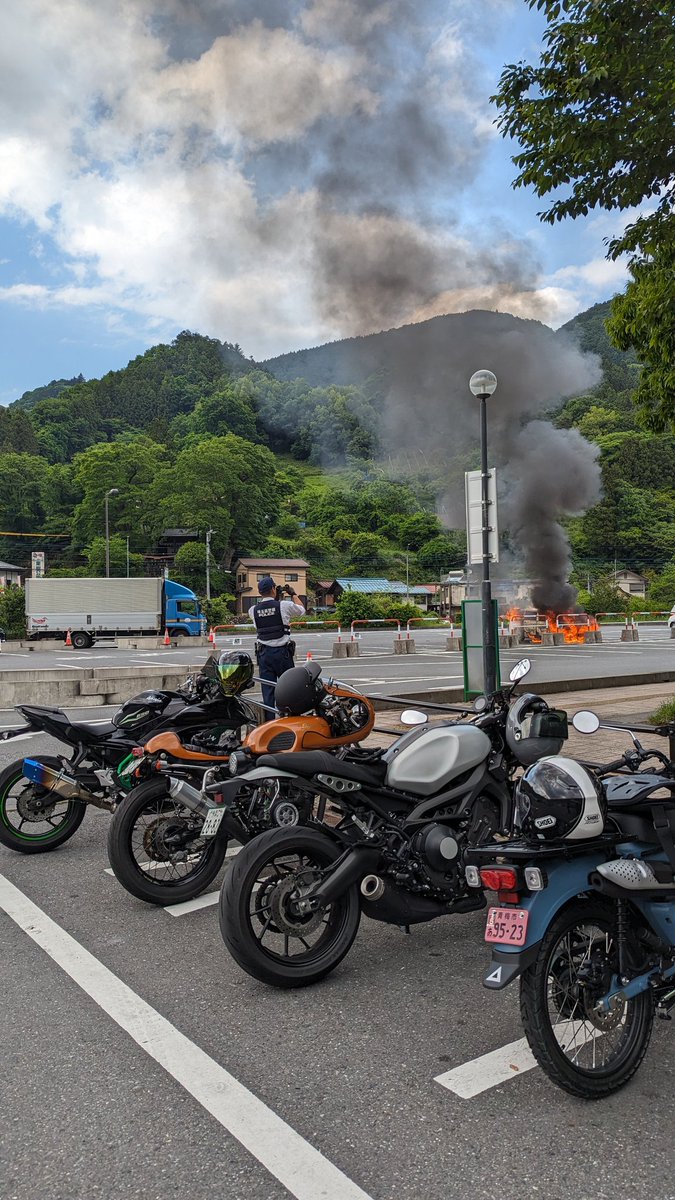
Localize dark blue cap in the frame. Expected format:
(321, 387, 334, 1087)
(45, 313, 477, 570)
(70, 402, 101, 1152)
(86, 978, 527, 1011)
(258, 575, 275, 594)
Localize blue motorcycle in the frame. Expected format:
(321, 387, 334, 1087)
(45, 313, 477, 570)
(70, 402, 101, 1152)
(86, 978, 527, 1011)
(465, 710, 675, 1098)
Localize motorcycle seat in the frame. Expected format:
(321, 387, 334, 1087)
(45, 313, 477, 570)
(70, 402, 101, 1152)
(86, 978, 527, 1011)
(256, 750, 387, 787)
(73, 721, 119, 739)
(603, 774, 675, 810)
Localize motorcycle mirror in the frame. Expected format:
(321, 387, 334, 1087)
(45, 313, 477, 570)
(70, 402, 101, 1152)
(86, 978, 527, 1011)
(400, 709, 428, 726)
(572, 710, 601, 734)
(509, 658, 531, 682)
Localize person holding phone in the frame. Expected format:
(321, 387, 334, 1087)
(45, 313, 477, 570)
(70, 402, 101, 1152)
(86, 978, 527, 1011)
(248, 576, 305, 715)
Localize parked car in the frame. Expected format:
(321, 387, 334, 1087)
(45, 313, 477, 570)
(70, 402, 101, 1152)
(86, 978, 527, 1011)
(668, 605, 675, 629)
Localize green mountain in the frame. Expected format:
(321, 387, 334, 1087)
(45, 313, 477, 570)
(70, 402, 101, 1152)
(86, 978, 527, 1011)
(14, 374, 85, 410)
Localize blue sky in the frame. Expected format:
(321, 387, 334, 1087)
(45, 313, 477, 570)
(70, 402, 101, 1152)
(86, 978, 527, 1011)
(0, 0, 632, 406)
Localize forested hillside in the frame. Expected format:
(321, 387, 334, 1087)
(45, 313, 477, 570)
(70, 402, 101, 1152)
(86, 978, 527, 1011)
(0, 304, 673, 615)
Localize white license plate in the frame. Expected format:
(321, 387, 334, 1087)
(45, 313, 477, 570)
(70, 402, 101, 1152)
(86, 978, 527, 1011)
(201, 806, 226, 837)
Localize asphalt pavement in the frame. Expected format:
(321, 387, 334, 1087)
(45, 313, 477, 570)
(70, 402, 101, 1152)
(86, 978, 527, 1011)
(2, 678, 675, 1200)
(1, 623, 675, 701)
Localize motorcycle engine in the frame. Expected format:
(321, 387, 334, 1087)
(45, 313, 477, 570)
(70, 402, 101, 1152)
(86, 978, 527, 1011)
(410, 823, 460, 874)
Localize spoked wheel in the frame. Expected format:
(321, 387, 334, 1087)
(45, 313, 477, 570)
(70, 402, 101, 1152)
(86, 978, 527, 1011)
(0, 758, 86, 853)
(106, 778, 228, 905)
(520, 900, 654, 1098)
(219, 826, 361, 988)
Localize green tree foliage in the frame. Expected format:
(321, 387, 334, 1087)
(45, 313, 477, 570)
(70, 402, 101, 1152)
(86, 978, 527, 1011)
(417, 533, 466, 576)
(155, 435, 278, 561)
(347, 533, 390, 574)
(13, 375, 85, 410)
(335, 591, 377, 624)
(70, 439, 168, 550)
(0, 584, 27, 639)
(646, 566, 675, 611)
(0, 454, 53, 533)
(584, 574, 629, 617)
(84, 536, 145, 577)
(172, 541, 232, 596)
(494, 2, 675, 419)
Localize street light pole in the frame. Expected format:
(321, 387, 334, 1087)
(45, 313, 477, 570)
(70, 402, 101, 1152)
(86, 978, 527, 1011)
(406, 548, 410, 603)
(104, 488, 120, 579)
(469, 370, 498, 696)
(205, 528, 216, 601)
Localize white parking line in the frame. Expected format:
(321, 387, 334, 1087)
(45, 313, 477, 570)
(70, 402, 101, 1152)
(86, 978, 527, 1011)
(0, 873, 374, 1200)
(434, 1037, 537, 1097)
(164, 889, 220, 916)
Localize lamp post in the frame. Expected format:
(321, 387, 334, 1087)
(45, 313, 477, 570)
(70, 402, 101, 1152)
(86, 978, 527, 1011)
(205, 528, 216, 601)
(104, 488, 120, 578)
(405, 547, 410, 603)
(468, 369, 498, 696)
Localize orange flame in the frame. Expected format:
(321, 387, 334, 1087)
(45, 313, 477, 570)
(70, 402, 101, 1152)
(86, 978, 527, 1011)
(504, 607, 598, 644)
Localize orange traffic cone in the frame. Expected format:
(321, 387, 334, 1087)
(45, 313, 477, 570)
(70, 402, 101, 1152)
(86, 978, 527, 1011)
(305, 650, 313, 661)
(65, 628, 72, 647)
(163, 628, 170, 646)
(208, 626, 216, 646)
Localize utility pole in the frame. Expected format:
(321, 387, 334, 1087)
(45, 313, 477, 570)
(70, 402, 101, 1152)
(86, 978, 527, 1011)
(469, 370, 498, 696)
(205, 528, 216, 601)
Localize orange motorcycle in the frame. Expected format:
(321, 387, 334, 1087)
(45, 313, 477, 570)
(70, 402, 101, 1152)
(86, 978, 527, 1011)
(106, 659, 375, 905)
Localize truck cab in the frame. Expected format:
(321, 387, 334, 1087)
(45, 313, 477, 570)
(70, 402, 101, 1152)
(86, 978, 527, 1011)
(164, 580, 204, 636)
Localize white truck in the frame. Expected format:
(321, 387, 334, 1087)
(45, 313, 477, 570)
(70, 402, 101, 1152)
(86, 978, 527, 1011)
(25, 577, 204, 649)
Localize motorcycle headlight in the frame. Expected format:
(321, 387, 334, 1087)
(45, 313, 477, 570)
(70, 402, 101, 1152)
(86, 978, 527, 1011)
(229, 750, 249, 776)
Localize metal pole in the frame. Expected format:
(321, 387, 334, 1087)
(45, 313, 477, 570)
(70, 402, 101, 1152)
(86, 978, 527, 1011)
(126, 537, 130, 578)
(480, 396, 497, 695)
(406, 551, 409, 603)
(205, 529, 212, 601)
(105, 494, 110, 579)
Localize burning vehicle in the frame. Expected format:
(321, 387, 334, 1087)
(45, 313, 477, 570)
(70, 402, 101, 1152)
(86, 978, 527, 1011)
(505, 608, 601, 645)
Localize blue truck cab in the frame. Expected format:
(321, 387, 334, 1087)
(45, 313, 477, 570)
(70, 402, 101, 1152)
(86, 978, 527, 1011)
(164, 579, 204, 636)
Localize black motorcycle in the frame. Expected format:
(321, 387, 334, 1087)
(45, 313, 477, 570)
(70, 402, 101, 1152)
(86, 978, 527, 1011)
(217, 660, 570, 987)
(0, 654, 259, 854)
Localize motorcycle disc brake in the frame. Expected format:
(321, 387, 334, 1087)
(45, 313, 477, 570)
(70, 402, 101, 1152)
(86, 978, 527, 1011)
(17, 787, 59, 822)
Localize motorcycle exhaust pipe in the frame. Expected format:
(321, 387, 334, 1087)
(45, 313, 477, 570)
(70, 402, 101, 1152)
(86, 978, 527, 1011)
(22, 758, 101, 805)
(167, 776, 211, 818)
(308, 847, 380, 907)
(360, 874, 385, 901)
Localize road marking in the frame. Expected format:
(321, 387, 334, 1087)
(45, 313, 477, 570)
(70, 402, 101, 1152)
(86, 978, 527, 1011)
(0, 731, 37, 743)
(164, 889, 220, 915)
(434, 1037, 537, 1097)
(0, 873, 374, 1200)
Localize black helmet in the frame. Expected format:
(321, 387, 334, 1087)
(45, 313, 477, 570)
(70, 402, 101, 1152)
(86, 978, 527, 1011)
(505, 693, 568, 766)
(200, 651, 254, 697)
(514, 756, 606, 842)
(113, 690, 172, 730)
(274, 662, 326, 715)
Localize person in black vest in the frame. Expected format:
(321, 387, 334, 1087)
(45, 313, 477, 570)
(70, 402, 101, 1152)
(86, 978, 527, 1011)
(248, 575, 305, 715)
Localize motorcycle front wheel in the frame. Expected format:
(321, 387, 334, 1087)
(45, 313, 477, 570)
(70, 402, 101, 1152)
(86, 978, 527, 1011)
(0, 758, 86, 853)
(219, 826, 361, 988)
(106, 777, 229, 905)
(520, 900, 654, 1099)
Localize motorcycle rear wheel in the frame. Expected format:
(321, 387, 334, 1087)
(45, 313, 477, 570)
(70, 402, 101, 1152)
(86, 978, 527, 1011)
(107, 778, 228, 905)
(0, 758, 86, 853)
(520, 900, 653, 1099)
(219, 826, 361, 988)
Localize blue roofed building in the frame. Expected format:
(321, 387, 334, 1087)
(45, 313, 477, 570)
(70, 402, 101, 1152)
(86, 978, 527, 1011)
(329, 578, 431, 608)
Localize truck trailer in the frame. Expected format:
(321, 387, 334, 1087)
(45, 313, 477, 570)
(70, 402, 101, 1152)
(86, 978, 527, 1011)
(25, 577, 204, 648)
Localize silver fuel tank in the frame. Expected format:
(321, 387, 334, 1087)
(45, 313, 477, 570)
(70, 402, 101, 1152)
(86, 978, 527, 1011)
(382, 723, 491, 795)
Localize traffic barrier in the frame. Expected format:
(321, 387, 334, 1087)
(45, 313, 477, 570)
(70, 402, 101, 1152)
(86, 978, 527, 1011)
(350, 618, 400, 655)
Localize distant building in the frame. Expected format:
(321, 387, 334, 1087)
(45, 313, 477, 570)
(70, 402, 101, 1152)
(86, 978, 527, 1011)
(0, 560, 23, 587)
(330, 578, 432, 608)
(234, 557, 309, 615)
(612, 569, 647, 598)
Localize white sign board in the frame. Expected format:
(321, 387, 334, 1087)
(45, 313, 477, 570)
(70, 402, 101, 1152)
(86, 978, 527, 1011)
(465, 469, 499, 565)
(31, 551, 45, 578)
